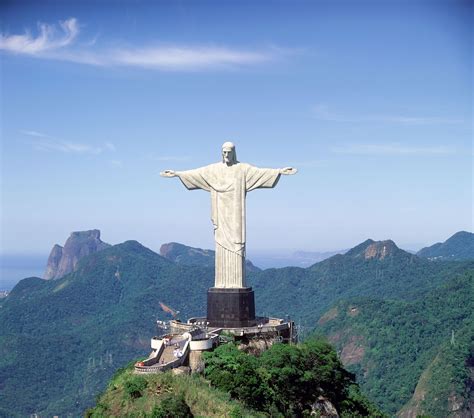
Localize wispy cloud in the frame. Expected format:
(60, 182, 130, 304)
(19, 130, 50, 138)
(331, 143, 456, 156)
(0, 18, 279, 71)
(105, 142, 116, 151)
(109, 159, 123, 167)
(110, 46, 270, 70)
(20, 129, 115, 155)
(32, 138, 103, 154)
(0, 18, 79, 54)
(312, 104, 463, 125)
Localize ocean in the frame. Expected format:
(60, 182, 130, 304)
(0, 254, 47, 291)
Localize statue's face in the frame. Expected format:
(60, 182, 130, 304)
(222, 148, 235, 165)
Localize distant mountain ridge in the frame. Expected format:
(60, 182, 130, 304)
(345, 239, 399, 259)
(250, 238, 453, 326)
(1, 240, 213, 417)
(1, 232, 473, 416)
(44, 230, 110, 280)
(417, 231, 474, 261)
(160, 242, 261, 272)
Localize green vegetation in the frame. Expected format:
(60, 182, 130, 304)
(1, 238, 473, 415)
(407, 319, 473, 417)
(316, 270, 474, 415)
(0, 241, 214, 417)
(85, 363, 262, 417)
(203, 338, 385, 417)
(149, 394, 193, 418)
(88, 338, 383, 417)
(417, 231, 474, 261)
(250, 240, 472, 324)
(160, 242, 261, 272)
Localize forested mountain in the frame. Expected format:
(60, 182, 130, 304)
(0, 241, 213, 417)
(417, 231, 474, 261)
(316, 270, 474, 416)
(159, 241, 260, 272)
(250, 239, 466, 323)
(1, 236, 472, 416)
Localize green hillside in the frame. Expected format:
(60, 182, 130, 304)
(250, 239, 465, 323)
(417, 231, 474, 261)
(86, 362, 261, 417)
(315, 270, 474, 415)
(87, 338, 384, 417)
(0, 241, 213, 417)
(1, 238, 472, 416)
(160, 241, 261, 272)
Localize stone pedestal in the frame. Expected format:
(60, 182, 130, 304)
(207, 287, 256, 328)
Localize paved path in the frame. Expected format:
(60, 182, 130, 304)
(159, 338, 187, 364)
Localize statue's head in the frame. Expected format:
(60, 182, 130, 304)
(222, 141, 237, 165)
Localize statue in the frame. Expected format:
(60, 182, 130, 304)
(161, 142, 297, 289)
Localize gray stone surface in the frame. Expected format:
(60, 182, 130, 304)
(44, 244, 63, 280)
(44, 229, 110, 280)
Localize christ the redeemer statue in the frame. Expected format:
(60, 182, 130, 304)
(161, 142, 297, 289)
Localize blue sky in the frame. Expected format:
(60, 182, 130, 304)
(1, 0, 472, 257)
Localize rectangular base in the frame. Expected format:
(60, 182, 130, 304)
(207, 287, 256, 328)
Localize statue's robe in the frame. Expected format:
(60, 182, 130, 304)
(177, 162, 280, 288)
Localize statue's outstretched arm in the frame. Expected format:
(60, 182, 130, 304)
(160, 170, 180, 178)
(279, 167, 298, 175)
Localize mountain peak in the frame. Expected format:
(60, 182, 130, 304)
(364, 240, 398, 260)
(44, 229, 111, 280)
(417, 230, 474, 261)
(345, 239, 375, 257)
(70, 229, 102, 240)
(345, 239, 399, 260)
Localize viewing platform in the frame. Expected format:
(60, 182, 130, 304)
(134, 316, 295, 374)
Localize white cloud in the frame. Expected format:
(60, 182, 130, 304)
(32, 138, 103, 154)
(109, 46, 270, 69)
(312, 104, 463, 125)
(0, 18, 79, 55)
(0, 18, 278, 70)
(331, 143, 456, 156)
(19, 130, 50, 138)
(20, 130, 116, 155)
(109, 159, 123, 167)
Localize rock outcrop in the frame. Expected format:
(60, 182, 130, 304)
(364, 240, 398, 260)
(44, 244, 63, 280)
(44, 230, 110, 280)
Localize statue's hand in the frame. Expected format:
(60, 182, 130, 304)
(160, 170, 177, 178)
(280, 167, 297, 175)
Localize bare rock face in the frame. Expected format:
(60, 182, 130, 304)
(364, 240, 398, 260)
(44, 244, 63, 280)
(44, 230, 110, 280)
(311, 396, 339, 417)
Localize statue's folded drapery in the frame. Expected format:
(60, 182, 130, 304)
(177, 162, 280, 288)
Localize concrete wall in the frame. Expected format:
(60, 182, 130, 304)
(189, 351, 205, 374)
